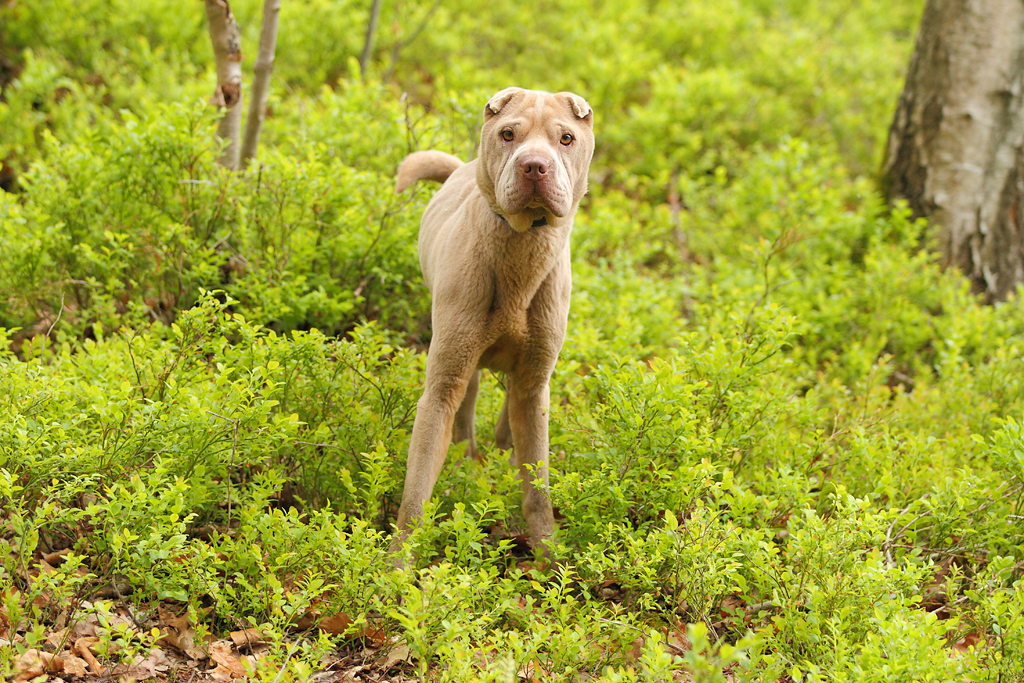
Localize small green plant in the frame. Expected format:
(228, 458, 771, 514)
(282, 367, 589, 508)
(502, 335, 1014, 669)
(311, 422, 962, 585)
(4, 0, 1024, 678)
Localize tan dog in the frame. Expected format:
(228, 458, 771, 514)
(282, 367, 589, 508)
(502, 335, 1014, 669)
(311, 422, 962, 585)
(393, 87, 595, 555)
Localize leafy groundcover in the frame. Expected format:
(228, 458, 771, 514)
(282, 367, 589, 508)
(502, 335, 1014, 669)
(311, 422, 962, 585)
(2, 0, 1024, 681)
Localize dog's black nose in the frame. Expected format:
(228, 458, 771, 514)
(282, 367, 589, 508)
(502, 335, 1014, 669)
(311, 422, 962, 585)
(520, 155, 551, 180)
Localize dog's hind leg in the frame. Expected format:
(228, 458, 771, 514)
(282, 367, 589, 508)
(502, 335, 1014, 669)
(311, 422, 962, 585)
(494, 389, 512, 452)
(453, 370, 480, 461)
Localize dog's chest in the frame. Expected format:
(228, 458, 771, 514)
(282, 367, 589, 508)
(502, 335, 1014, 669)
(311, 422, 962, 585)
(478, 240, 566, 371)
(479, 312, 532, 372)
(493, 234, 558, 318)
(488, 272, 541, 342)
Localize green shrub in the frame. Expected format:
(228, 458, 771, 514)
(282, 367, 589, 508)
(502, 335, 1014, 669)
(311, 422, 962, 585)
(4, 0, 1024, 678)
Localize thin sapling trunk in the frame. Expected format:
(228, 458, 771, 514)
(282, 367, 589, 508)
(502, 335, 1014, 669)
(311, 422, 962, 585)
(240, 0, 282, 167)
(359, 0, 383, 81)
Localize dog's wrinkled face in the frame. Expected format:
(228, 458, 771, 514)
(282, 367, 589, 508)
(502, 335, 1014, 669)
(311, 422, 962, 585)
(476, 88, 594, 230)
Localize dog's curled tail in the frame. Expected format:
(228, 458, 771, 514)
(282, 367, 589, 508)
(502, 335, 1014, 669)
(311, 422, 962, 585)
(395, 151, 464, 193)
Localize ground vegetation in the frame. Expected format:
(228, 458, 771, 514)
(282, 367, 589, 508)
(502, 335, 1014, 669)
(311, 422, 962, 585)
(2, 0, 1023, 680)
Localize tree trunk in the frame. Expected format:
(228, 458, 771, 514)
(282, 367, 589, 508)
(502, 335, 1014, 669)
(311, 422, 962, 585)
(359, 0, 383, 81)
(882, 0, 1024, 302)
(240, 0, 282, 167)
(204, 0, 245, 170)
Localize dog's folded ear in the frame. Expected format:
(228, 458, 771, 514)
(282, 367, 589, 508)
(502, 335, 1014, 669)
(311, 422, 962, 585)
(562, 92, 593, 124)
(485, 87, 521, 118)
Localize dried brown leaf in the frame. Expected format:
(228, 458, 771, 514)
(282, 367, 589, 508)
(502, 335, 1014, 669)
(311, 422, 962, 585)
(318, 612, 353, 635)
(209, 639, 247, 679)
(338, 664, 368, 682)
(13, 648, 63, 681)
(626, 636, 644, 661)
(357, 618, 390, 647)
(45, 627, 69, 649)
(123, 647, 172, 681)
(951, 631, 983, 655)
(666, 628, 692, 656)
(63, 654, 90, 677)
(161, 610, 209, 661)
(210, 663, 238, 682)
(381, 642, 410, 671)
(230, 627, 266, 649)
(74, 636, 105, 675)
(42, 549, 71, 566)
(517, 659, 548, 682)
(719, 594, 746, 618)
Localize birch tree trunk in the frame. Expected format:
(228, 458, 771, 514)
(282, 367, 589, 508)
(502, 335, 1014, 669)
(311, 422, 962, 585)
(359, 0, 383, 81)
(882, 0, 1024, 301)
(240, 0, 282, 167)
(204, 0, 245, 170)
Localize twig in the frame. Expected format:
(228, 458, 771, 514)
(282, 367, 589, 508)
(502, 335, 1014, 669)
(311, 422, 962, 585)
(40, 291, 65, 360)
(883, 504, 919, 569)
(271, 640, 302, 683)
(884, 542, 977, 559)
(929, 594, 971, 615)
(112, 582, 148, 633)
(743, 277, 797, 337)
(384, 0, 444, 81)
(595, 617, 690, 657)
(394, 0, 443, 51)
(295, 440, 347, 451)
(205, 410, 239, 528)
(595, 617, 651, 639)
(123, 330, 147, 401)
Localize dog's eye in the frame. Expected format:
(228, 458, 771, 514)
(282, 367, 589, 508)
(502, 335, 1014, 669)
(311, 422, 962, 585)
(501, 129, 514, 142)
(560, 133, 574, 146)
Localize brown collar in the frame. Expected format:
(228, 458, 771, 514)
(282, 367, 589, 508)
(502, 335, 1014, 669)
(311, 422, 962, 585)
(492, 210, 548, 228)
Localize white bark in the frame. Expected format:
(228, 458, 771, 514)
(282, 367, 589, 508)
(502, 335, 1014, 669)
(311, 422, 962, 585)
(359, 0, 383, 81)
(240, 0, 281, 167)
(204, 0, 245, 170)
(883, 0, 1024, 301)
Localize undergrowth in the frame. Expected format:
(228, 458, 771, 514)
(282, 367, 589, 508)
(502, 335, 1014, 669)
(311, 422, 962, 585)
(2, 0, 1024, 680)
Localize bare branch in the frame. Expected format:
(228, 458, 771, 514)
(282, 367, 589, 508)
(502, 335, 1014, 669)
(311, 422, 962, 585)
(396, 0, 442, 52)
(359, 0, 384, 81)
(40, 291, 65, 361)
(385, 0, 443, 82)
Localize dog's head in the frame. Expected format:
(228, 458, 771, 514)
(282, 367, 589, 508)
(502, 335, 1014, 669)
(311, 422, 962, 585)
(476, 87, 594, 231)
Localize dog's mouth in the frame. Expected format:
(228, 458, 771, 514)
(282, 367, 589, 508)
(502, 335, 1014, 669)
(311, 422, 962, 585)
(525, 195, 548, 209)
(500, 180, 571, 218)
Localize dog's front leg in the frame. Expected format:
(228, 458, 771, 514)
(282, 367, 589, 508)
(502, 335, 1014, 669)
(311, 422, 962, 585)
(506, 375, 556, 553)
(392, 319, 485, 564)
(395, 367, 473, 533)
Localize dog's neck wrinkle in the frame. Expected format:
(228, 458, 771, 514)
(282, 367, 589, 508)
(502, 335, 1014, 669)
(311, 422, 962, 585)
(488, 220, 568, 319)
